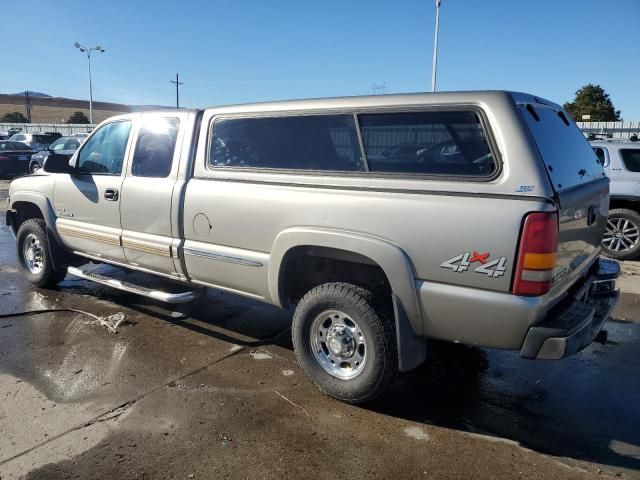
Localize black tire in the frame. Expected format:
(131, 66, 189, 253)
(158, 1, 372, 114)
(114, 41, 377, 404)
(292, 282, 397, 404)
(29, 162, 41, 174)
(602, 209, 640, 260)
(16, 218, 66, 288)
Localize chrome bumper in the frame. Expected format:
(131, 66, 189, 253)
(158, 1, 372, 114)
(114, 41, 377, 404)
(520, 258, 620, 360)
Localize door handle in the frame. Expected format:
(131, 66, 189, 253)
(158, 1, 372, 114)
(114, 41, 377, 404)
(104, 188, 119, 201)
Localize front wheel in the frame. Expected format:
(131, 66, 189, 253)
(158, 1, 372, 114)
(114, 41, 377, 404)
(16, 219, 66, 288)
(602, 209, 640, 260)
(292, 283, 397, 404)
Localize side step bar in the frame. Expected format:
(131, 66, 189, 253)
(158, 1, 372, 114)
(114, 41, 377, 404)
(67, 266, 202, 304)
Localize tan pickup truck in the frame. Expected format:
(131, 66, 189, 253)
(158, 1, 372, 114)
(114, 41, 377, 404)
(7, 91, 619, 403)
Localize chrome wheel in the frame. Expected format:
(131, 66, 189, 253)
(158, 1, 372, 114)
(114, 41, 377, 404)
(22, 233, 45, 274)
(603, 217, 640, 253)
(310, 309, 367, 380)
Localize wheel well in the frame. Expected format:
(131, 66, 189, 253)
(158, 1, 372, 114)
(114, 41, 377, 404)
(13, 201, 44, 228)
(278, 246, 392, 307)
(609, 198, 640, 213)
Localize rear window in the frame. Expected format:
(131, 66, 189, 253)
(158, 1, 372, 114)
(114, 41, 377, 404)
(33, 134, 56, 144)
(620, 149, 640, 172)
(358, 111, 496, 176)
(521, 105, 604, 191)
(209, 115, 363, 171)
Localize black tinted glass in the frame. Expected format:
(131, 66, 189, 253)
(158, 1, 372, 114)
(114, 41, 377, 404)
(209, 115, 363, 171)
(620, 149, 640, 173)
(358, 111, 496, 176)
(132, 117, 180, 178)
(593, 147, 606, 166)
(33, 135, 56, 144)
(520, 106, 604, 191)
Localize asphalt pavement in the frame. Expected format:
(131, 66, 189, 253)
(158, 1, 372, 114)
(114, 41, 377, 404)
(0, 180, 639, 479)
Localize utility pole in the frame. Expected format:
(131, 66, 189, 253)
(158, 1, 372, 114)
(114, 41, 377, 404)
(431, 0, 442, 92)
(371, 82, 388, 95)
(170, 74, 183, 108)
(24, 90, 32, 122)
(74, 42, 105, 124)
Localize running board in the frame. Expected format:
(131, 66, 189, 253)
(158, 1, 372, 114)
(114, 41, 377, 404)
(67, 266, 202, 304)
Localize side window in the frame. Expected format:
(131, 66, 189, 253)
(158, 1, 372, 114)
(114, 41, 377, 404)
(358, 111, 496, 176)
(65, 139, 80, 150)
(593, 147, 608, 167)
(620, 149, 640, 172)
(131, 117, 180, 178)
(209, 114, 363, 171)
(77, 121, 131, 175)
(49, 138, 67, 151)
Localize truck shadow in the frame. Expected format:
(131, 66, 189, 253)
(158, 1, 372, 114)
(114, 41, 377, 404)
(60, 274, 640, 475)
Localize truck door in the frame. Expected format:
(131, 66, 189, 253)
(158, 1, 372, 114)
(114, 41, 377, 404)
(120, 112, 189, 277)
(53, 119, 134, 263)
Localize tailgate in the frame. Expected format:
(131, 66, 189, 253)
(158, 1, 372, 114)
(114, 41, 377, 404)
(519, 101, 609, 292)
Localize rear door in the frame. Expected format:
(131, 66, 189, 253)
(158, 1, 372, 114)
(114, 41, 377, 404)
(53, 119, 134, 262)
(610, 146, 640, 197)
(520, 103, 608, 291)
(119, 112, 189, 276)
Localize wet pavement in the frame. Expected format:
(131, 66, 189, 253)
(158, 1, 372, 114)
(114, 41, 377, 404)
(1, 179, 639, 479)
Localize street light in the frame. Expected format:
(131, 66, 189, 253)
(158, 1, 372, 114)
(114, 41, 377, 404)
(431, 0, 442, 92)
(74, 42, 105, 124)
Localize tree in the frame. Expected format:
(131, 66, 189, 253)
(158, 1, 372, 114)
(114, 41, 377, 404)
(66, 111, 90, 124)
(1, 111, 29, 123)
(563, 84, 621, 122)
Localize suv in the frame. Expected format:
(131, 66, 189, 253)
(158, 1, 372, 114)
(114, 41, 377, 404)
(6, 92, 619, 404)
(591, 140, 640, 260)
(8, 132, 60, 152)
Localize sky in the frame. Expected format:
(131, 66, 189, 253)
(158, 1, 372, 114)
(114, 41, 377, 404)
(2, 0, 639, 118)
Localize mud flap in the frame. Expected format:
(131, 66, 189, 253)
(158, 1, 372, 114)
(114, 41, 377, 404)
(392, 294, 427, 372)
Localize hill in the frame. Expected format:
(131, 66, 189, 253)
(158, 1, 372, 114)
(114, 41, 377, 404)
(0, 93, 170, 124)
(11, 91, 52, 98)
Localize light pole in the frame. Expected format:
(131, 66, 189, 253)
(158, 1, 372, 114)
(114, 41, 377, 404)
(431, 0, 442, 92)
(74, 42, 105, 124)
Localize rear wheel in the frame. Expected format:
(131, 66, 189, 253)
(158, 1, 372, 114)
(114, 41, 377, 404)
(292, 283, 397, 404)
(602, 209, 640, 260)
(16, 219, 66, 287)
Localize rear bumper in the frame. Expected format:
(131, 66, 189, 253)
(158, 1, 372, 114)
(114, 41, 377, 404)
(520, 258, 620, 360)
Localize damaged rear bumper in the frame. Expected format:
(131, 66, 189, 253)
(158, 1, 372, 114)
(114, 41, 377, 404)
(520, 258, 620, 360)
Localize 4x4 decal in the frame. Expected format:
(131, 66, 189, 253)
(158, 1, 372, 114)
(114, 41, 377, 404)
(440, 251, 507, 278)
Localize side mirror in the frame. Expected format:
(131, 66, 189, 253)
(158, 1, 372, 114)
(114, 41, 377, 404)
(43, 153, 74, 174)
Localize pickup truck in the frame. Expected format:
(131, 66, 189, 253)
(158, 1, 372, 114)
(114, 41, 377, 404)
(6, 91, 620, 404)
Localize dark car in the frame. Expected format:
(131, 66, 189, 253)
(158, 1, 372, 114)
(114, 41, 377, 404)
(0, 141, 36, 177)
(29, 136, 82, 173)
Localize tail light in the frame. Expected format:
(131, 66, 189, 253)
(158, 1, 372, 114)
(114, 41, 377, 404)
(0, 155, 8, 161)
(512, 212, 558, 296)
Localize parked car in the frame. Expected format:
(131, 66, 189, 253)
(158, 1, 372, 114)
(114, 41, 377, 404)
(29, 136, 82, 174)
(0, 132, 10, 141)
(71, 132, 90, 139)
(8, 132, 60, 152)
(6, 92, 619, 404)
(0, 141, 36, 177)
(591, 139, 640, 259)
(7, 127, 22, 136)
